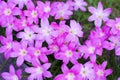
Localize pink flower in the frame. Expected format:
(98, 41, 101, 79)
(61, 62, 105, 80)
(28, 40, 49, 63)
(0, 1, 21, 26)
(10, 41, 31, 66)
(25, 59, 52, 80)
(0, 33, 13, 59)
(17, 27, 36, 46)
(51, 2, 73, 20)
(8, 0, 30, 9)
(109, 35, 120, 56)
(79, 40, 99, 62)
(66, 20, 83, 43)
(54, 64, 80, 80)
(14, 15, 28, 31)
(1, 65, 22, 80)
(106, 18, 120, 35)
(55, 42, 80, 64)
(94, 61, 113, 80)
(73, 0, 88, 11)
(37, 1, 52, 18)
(88, 2, 112, 27)
(24, 1, 39, 25)
(36, 18, 57, 44)
(79, 62, 95, 80)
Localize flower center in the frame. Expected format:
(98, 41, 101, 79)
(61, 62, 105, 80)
(97, 69, 104, 76)
(12, 75, 19, 80)
(25, 32, 34, 40)
(4, 8, 11, 16)
(65, 50, 73, 58)
(69, 29, 77, 35)
(42, 28, 51, 36)
(80, 67, 89, 77)
(116, 23, 120, 30)
(59, 10, 64, 16)
(65, 73, 75, 80)
(31, 10, 38, 18)
(88, 46, 95, 53)
(6, 42, 12, 49)
(20, 49, 27, 56)
(44, 6, 51, 13)
(22, 20, 27, 27)
(35, 50, 41, 56)
(36, 67, 43, 74)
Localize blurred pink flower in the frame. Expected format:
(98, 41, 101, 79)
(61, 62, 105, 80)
(88, 2, 112, 27)
(1, 65, 22, 80)
(25, 59, 52, 80)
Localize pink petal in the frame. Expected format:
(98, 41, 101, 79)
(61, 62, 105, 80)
(12, 8, 22, 15)
(17, 32, 25, 38)
(25, 67, 36, 73)
(16, 69, 22, 79)
(0, 46, 7, 53)
(97, 2, 103, 11)
(54, 74, 66, 80)
(90, 55, 96, 62)
(10, 52, 19, 57)
(95, 19, 102, 27)
(115, 47, 120, 56)
(1, 72, 11, 79)
(88, 15, 95, 22)
(71, 64, 81, 74)
(41, 18, 49, 28)
(24, 55, 31, 62)
(103, 41, 114, 50)
(42, 63, 51, 70)
(104, 8, 112, 17)
(32, 58, 40, 67)
(101, 61, 107, 68)
(16, 56, 24, 66)
(26, 1, 35, 10)
(9, 65, 15, 75)
(43, 71, 52, 78)
(39, 54, 48, 63)
(105, 69, 113, 76)
(61, 64, 69, 73)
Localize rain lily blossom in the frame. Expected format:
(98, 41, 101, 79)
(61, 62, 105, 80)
(24, 1, 39, 24)
(28, 40, 49, 63)
(17, 27, 36, 46)
(1, 65, 22, 80)
(0, 33, 13, 59)
(88, 2, 112, 27)
(94, 61, 113, 80)
(36, 18, 57, 44)
(109, 35, 120, 56)
(25, 59, 52, 80)
(0, 1, 21, 26)
(37, 1, 52, 18)
(51, 2, 73, 20)
(107, 18, 120, 35)
(54, 64, 80, 80)
(55, 42, 80, 64)
(10, 41, 31, 66)
(79, 62, 95, 80)
(73, 0, 88, 11)
(66, 20, 83, 43)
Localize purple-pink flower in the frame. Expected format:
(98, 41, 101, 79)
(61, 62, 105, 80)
(25, 59, 52, 80)
(73, 0, 88, 11)
(1, 65, 22, 80)
(88, 2, 112, 27)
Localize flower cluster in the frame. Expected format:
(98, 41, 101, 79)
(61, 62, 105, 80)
(0, 0, 119, 80)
